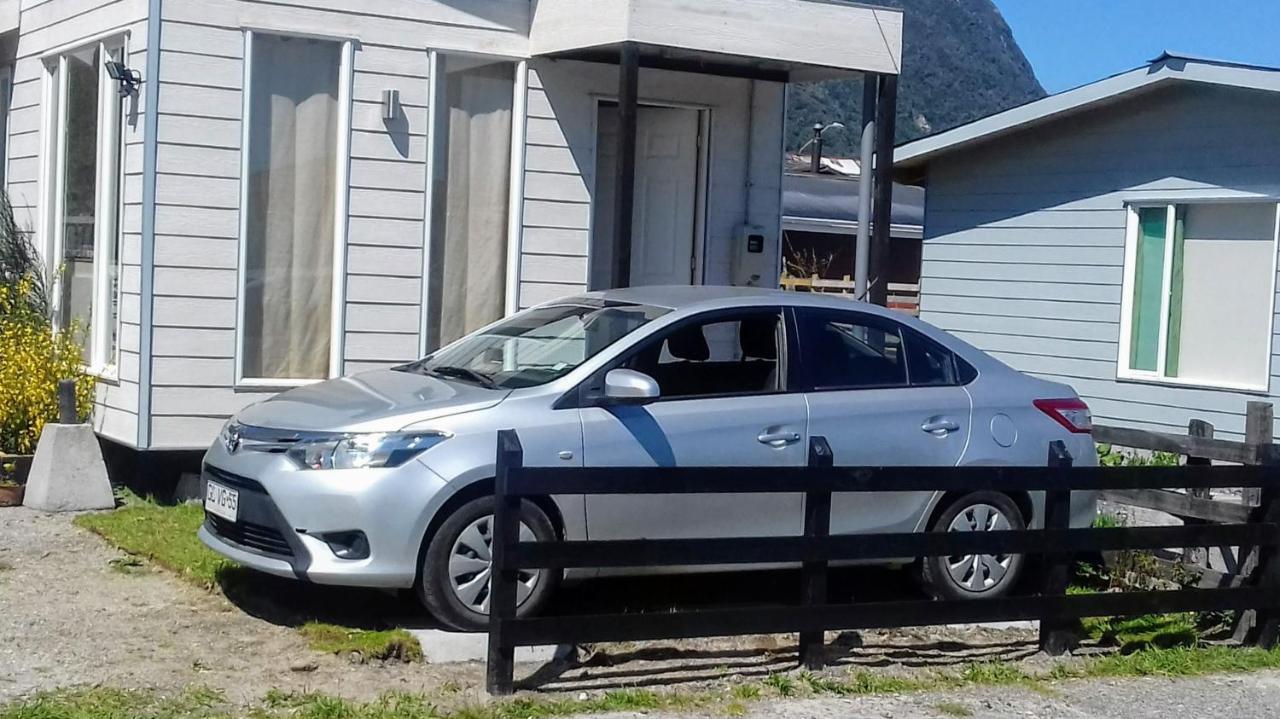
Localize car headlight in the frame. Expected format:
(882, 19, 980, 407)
(285, 431, 451, 470)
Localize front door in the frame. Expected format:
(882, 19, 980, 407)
(592, 104, 702, 289)
(581, 309, 807, 547)
(794, 308, 974, 536)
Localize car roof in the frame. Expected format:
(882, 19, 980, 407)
(568, 285, 906, 318)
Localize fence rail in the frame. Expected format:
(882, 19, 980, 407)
(778, 273, 920, 315)
(485, 429, 1280, 695)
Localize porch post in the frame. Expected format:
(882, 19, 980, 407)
(611, 42, 640, 288)
(853, 76, 877, 301)
(868, 73, 898, 306)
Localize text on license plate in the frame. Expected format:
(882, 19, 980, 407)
(204, 480, 239, 522)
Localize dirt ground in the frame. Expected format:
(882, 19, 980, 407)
(591, 672, 1280, 718)
(0, 507, 486, 704)
(5, 505, 1280, 717)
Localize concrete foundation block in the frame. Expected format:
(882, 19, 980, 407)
(23, 423, 114, 512)
(174, 472, 204, 503)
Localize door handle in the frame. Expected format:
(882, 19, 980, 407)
(921, 418, 960, 436)
(757, 430, 802, 447)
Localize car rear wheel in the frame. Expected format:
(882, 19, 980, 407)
(418, 496, 559, 631)
(919, 491, 1025, 601)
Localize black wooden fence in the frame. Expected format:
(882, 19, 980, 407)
(486, 429, 1280, 695)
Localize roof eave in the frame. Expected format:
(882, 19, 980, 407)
(896, 57, 1280, 168)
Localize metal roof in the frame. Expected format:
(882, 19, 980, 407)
(782, 173, 923, 226)
(895, 53, 1280, 168)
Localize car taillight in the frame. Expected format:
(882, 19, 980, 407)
(1034, 398, 1092, 434)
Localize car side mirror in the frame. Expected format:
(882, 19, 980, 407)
(602, 368, 660, 405)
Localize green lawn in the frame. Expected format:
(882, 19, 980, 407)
(74, 494, 234, 590)
(73, 494, 423, 662)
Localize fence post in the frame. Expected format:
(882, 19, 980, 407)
(799, 436, 833, 670)
(1247, 482, 1280, 648)
(486, 429, 523, 696)
(1184, 419, 1213, 569)
(1039, 440, 1076, 655)
(1245, 402, 1273, 506)
(57, 379, 77, 424)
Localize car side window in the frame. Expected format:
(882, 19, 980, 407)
(903, 330, 959, 387)
(623, 311, 784, 399)
(798, 310, 907, 390)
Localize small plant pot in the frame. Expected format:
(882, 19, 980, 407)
(0, 482, 23, 507)
(0, 454, 33, 507)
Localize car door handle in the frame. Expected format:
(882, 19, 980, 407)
(757, 430, 802, 447)
(921, 419, 960, 436)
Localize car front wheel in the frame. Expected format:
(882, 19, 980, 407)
(418, 496, 559, 631)
(919, 491, 1026, 601)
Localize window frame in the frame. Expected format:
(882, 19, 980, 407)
(419, 49, 527, 357)
(233, 29, 355, 389)
(1117, 200, 1280, 393)
(42, 37, 128, 379)
(576, 306, 795, 405)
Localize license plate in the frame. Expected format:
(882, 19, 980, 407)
(204, 480, 239, 522)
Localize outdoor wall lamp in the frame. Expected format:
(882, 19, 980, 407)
(104, 60, 142, 97)
(382, 89, 401, 122)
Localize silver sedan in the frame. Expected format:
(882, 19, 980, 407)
(199, 286, 1097, 630)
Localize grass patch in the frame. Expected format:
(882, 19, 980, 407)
(298, 622, 423, 663)
(933, 701, 974, 718)
(13, 646, 1280, 719)
(1082, 613, 1199, 652)
(107, 556, 147, 576)
(72, 492, 234, 590)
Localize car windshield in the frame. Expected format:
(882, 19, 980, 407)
(397, 300, 670, 389)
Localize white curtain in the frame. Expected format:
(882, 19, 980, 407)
(243, 34, 340, 379)
(427, 58, 513, 349)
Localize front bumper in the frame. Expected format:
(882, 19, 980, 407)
(198, 439, 451, 589)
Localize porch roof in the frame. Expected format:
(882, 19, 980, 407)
(528, 0, 902, 82)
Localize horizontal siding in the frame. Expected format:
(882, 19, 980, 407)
(921, 83, 1280, 440)
(149, 0, 535, 447)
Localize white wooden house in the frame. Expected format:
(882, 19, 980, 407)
(0, 0, 902, 452)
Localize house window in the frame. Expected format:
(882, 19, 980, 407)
(424, 52, 517, 351)
(237, 31, 352, 383)
(1120, 202, 1279, 390)
(47, 41, 125, 372)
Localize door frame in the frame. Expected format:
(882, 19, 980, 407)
(589, 96, 712, 287)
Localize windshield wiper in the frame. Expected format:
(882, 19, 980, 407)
(424, 365, 498, 389)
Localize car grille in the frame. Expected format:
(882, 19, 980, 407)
(206, 514, 295, 557)
(202, 463, 299, 561)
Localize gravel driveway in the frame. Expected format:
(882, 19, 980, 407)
(0, 507, 483, 704)
(581, 672, 1280, 718)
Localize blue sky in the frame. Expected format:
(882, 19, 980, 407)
(992, 0, 1280, 94)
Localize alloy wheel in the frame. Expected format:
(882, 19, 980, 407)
(448, 514, 541, 614)
(944, 503, 1015, 592)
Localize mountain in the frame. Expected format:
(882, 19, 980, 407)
(785, 0, 1045, 155)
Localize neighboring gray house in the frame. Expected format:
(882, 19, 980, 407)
(0, 0, 904, 452)
(896, 54, 1280, 439)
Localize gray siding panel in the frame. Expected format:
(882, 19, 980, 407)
(920, 83, 1280, 440)
(146, 0, 525, 448)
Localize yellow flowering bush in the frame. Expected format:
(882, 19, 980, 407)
(0, 277, 94, 455)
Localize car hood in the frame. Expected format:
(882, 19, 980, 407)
(234, 369, 510, 433)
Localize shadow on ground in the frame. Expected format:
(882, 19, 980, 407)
(217, 563, 927, 633)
